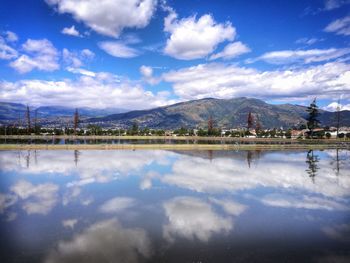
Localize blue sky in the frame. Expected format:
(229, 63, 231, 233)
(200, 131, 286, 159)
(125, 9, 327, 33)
(0, 0, 349, 110)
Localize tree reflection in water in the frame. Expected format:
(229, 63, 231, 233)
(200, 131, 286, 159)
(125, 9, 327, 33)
(306, 150, 319, 182)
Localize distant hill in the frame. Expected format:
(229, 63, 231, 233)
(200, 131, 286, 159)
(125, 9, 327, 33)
(1, 98, 349, 129)
(35, 106, 127, 118)
(0, 102, 26, 121)
(0, 102, 127, 123)
(87, 97, 350, 129)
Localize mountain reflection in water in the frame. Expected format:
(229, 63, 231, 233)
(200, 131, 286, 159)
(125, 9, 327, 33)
(0, 149, 349, 262)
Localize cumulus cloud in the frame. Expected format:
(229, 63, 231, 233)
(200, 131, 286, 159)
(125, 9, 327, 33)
(10, 180, 59, 215)
(140, 65, 153, 77)
(248, 48, 350, 65)
(139, 65, 160, 85)
(99, 41, 140, 58)
(163, 196, 233, 242)
(163, 11, 236, 60)
(162, 62, 350, 101)
(0, 36, 18, 60)
(209, 41, 250, 60)
(61, 25, 81, 37)
(0, 72, 172, 109)
(62, 218, 78, 229)
(324, 15, 350, 36)
(161, 151, 350, 198)
(209, 198, 247, 216)
(0, 150, 171, 188)
(45, 218, 152, 263)
(10, 39, 59, 73)
(46, 0, 157, 38)
(63, 48, 94, 68)
(99, 197, 136, 214)
(4, 31, 18, 42)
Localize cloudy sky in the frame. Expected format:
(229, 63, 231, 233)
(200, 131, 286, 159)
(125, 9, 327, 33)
(0, 0, 349, 110)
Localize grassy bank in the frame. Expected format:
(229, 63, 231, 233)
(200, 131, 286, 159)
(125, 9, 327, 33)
(0, 143, 349, 151)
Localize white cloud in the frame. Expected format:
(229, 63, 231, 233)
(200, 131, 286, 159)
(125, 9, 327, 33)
(99, 41, 140, 58)
(62, 218, 78, 229)
(324, 0, 350, 10)
(139, 65, 159, 85)
(0, 71, 172, 109)
(161, 151, 350, 198)
(209, 41, 250, 60)
(10, 180, 59, 215)
(45, 218, 152, 263)
(164, 12, 236, 60)
(81, 48, 95, 59)
(63, 48, 94, 68)
(324, 15, 350, 36)
(140, 65, 153, 77)
(260, 194, 349, 211)
(0, 37, 18, 60)
(63, 48, 82, 68)
(209, 198, 247, 216)
(163, 196, 233, 242)
(99, 197, 136, 213)
(10, 39, 59, 73)
(295, 37, 323, 45)
(323, 102, 350, 111)
(66, 67, 96, 77)
(162, 62, 350, 101)
(249, 48, 350, 65)
(0, 193, 18, 213)
(46, 0, 157, 38)
(61, 25, 81, 37)
(4, 31, 18, 42)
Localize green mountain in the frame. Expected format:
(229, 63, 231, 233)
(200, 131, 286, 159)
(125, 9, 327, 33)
(0, 102, 26, 121)
(0, 102, 126, 123)
(88, 97, 349, 129)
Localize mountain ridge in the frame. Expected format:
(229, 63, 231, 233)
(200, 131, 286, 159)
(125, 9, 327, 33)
(1, 98, 349, 129)
(87, 97, 349, 129)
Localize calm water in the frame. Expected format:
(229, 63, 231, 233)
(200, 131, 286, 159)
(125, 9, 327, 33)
(0, 149, 349, 262)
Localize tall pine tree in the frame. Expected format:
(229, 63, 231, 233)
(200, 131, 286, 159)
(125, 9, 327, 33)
(306, 98, 320, 138)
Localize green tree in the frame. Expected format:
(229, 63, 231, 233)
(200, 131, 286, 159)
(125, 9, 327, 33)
(247, 111, 253, 132)
(285, 129, 292, 139)
(306, 98, 320, 138)
(207, 116, 214, 136)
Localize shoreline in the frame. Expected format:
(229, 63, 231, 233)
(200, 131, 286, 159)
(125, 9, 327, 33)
(0, 143, 349, 151)
(0, 134, 348, 143)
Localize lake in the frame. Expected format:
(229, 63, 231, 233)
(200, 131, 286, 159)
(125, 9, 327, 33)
(0, 149, 349, 262)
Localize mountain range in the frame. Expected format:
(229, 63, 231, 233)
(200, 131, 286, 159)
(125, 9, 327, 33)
(1, 98, 349, 129)
(0, 102, 126, 121)
(87, 97, 350, 129)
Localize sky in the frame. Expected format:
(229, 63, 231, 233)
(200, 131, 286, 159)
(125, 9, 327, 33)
(0, 0, 349, 111)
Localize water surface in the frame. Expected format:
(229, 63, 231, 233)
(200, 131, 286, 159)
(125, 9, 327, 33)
(0, 149, 349, 262)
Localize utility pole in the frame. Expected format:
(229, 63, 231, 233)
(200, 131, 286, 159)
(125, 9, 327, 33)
(336, 98, 341, 138)
(34, 109, 38, 134)
(26, 105, 31, 134)
(74, 108, 79, 136)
